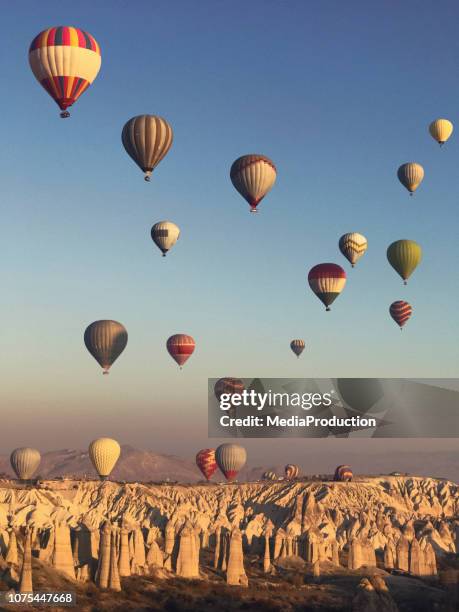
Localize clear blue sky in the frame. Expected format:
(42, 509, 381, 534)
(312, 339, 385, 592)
(1, 1, 458, 463)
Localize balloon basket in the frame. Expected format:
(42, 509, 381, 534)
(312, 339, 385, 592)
(60, 111, 70, 119)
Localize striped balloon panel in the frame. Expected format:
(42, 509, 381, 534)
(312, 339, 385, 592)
(151, 221, 180, 253)
(429, 119, 453, 144)
(84, 320, 128, 372)
(230, 154, 277, 209)
(290, 340, 305, 356)
(387, 240, 422, 281)
(389, 300, 412, 328)
(334, 464, 353, 481)
(10, 448, 41, 480)
(122, 115, 173, 176)
(167, 334, 195, 366)
(29, 26, 101, 53)
(89, 438, 121, 478)
(339, 233, 368, 265)
(397, 163, 424, 193)
(285, 464, 299, 479)
(29, 27, 101, 110)
(215, 443, 247, 480)
(196, 448, 217, 480)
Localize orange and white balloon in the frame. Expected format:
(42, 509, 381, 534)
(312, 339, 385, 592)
(389, 300, 413, 330)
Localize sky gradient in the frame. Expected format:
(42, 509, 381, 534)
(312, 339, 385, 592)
(1, 1, 458, 468)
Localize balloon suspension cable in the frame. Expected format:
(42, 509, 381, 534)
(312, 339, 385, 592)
(60, 111, 70, 119)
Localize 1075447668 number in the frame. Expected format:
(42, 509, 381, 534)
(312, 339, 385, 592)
(0, 591, 76, 606)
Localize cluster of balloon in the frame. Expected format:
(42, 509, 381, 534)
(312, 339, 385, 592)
(196, 443, 247, 481)
(10, 448, 41, 481)
(89, 437, 121, 481)
(284, 464, 300, 480)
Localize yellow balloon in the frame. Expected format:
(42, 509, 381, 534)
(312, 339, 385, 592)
(387, 240, 422, 284)
(429, 118, 453, 146)
(89, 438, 121, 480)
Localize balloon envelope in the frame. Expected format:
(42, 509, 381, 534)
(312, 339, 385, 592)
(308, 263, 346, 311)
(397, 163, 424, 194)
(290, 340, 305, 358)
(389, 300, 413, 329)
(215, 443, 247, 481)
(334, 464, 353, 481)
(196, 449, 217, 480)
(84, 320, 128, 374)
(284, 464, 299, 479)
(89, 438, 121, 479)
(10, 448, 41, 480)
(122, 115, 173, 181)
(387, 240, 422, 284)
(167, 334, 195, 367)
(230, 154, 276, 212)
(429, 118, 453, 145)
(339, 233, 368, 267)
(151, 221, 180, 256)
(29, 26, 101, 116)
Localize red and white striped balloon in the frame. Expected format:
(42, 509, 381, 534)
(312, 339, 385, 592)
(389, 301, 413, 330)
(166, 334, 195, 368)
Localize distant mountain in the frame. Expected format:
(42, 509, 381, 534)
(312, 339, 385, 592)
(0, 446, 456, 483)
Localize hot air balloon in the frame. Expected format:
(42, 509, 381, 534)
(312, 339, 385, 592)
(166, 334, 195, 368)
(397, 163, 424, 195)
(339, 233, 368, 267)
(29, 26, 101, 118)
(10, 448, 41, 481)
(122, 115, 173, 181)
(308, 263, 346, 311)
(262, 470, 277, 481)
(429, 118, 453, 146)
(284, 464, 300, 480)
(334, 465, 353, 482)
(89, 438, 120, 480)
(151, 221, 180, 257)
(84, 320, 128, 375)
(215, 443, 247, 481)
(214, 378, 244, 401)
(387, 240, 422, 285)
(290, 340, 305, 358)
(230, 154, 277, 212)
(196, 449, 217, 481)
(389, 301, 413, 330)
